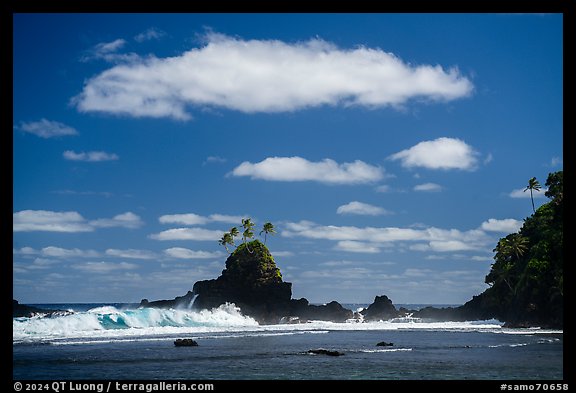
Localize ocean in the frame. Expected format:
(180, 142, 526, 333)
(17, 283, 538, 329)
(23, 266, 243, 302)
(13, 303, 563, 380)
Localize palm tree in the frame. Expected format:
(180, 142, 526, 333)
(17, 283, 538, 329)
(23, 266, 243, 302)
(241, 218, 255, 253)
(524, 177, 541, 213)
(218, 232, 234, 253)
(229, 227, 240, 242)
(259, 222, 276, 244)
(504, 234, 529, 260)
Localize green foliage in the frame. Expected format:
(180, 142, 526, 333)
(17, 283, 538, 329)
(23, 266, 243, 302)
(483, 171, 563, 326)
(524, 176, 542, 213)
(225, 239, 283, 285)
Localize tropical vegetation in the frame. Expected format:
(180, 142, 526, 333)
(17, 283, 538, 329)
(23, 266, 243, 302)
(482, 171, 563, 326)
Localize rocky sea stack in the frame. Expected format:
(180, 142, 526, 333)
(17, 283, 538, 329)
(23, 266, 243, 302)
(192, 240, 292, 322)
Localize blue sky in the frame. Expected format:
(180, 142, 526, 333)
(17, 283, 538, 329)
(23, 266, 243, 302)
(13, 13, 563, 305)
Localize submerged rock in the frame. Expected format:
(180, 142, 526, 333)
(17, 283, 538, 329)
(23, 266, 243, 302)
(174, 339, 198, 347)
(307, 349, 344, 356)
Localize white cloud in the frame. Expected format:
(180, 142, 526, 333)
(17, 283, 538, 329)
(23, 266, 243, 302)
(509, 187, 547, 199)
(428, 240, 477, 252)
(414, 182, 443, 192)
(134, 28, 166, 43)
(95, 39, 127, 53)
(159, 213, 243, 226)
(282, 220, 491, 253)
(209, 214, 244, 224)
(335, 240, 380, 253)
(159, 213, 209, 226)
(13, 210, 143, 232)
(90, 212, 143, 229)
(17, 119, 78, 138)
(71, 261, 138, 273)
(232, 156, 384, 185)
(41, 246, 100, 258)
(389, 137, 479, 170)
(548, 156, 563, 167)
(375, 185, 391, 193)
(13, 210, 94, 232)
(336, 201, 390, 216)
(163, 247, 223, 259)
(271, 251, 294, 257)
(203, 156, 227, 165)
(80, 39, 137, 63)
(150, 227, 223, 241)
(73, 33, 473, 120)
(63, 150, 119, 162)
(105, 249, 157, 260)
(480, 218, 523, 233)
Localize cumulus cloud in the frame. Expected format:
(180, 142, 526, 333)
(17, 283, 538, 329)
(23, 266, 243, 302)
(336, 201, 391, 216)
(17, 119, 78, 138)
(134, 28, 166, 43)
(282, 220, 491, 253)
(163, 247, 223, 259)
(335, 240, 381, 253)
(71, 261, 138, 273)
(159, 213, 243, 226)
(414, 182, 443, 192)
(13, 210, 94, 232)
(150, 227, 223, 241)
(105, 249, 157, 260)
(480, 218, 523, 233)
(73, 33, 473, 120)
(63, 150, 119, 162)
(13, 210, 143, 232)
(41, 246, 100, 258)
(80, 39, 138, 63)
(389, 137, 479, 170)
(232, 156, 384, 185)
(509, 188, 547, 199)
(90, 212, 143, 229)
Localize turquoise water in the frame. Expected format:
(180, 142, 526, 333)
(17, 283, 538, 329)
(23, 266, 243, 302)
(13, 303, 563, 380)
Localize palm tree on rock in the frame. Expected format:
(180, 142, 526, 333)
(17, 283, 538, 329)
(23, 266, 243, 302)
(218, 232, 234, 253)
(260, 222, 276, 245)
(524, 177, 541, 213)
(229, 227, 240, 242)
(241, 218, 255, 253)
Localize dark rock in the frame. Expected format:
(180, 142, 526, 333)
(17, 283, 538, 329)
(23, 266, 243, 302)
(361, 295, 400, 321)
(188, 240, 356, 324)
(174, 339, 198, 347)
(307, 349, 344, 356)
(376, 341, 394, 347)
(139, 291, 195, 309)
(13, 299, 70, 318)
(295, 301, 353, 322)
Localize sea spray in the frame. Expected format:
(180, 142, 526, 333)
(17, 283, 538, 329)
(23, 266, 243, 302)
(13, 303, 258, 343)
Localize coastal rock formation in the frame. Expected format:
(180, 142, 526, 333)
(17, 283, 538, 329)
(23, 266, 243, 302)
(360, 295, 399, 321)
(139, 291, 196, 309)
(192, 240, 353, 323)
(192, 240, 292, 323)
(143, 240, 354, 324)
(12, 300, 70, 318)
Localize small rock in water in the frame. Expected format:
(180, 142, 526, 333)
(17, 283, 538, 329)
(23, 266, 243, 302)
(307, 348, 344, 356)
(174, 339, 198, 347)
(376, 341, 394, 346)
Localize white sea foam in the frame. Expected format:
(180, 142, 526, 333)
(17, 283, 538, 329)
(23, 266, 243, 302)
(15, 303, 561, 346)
